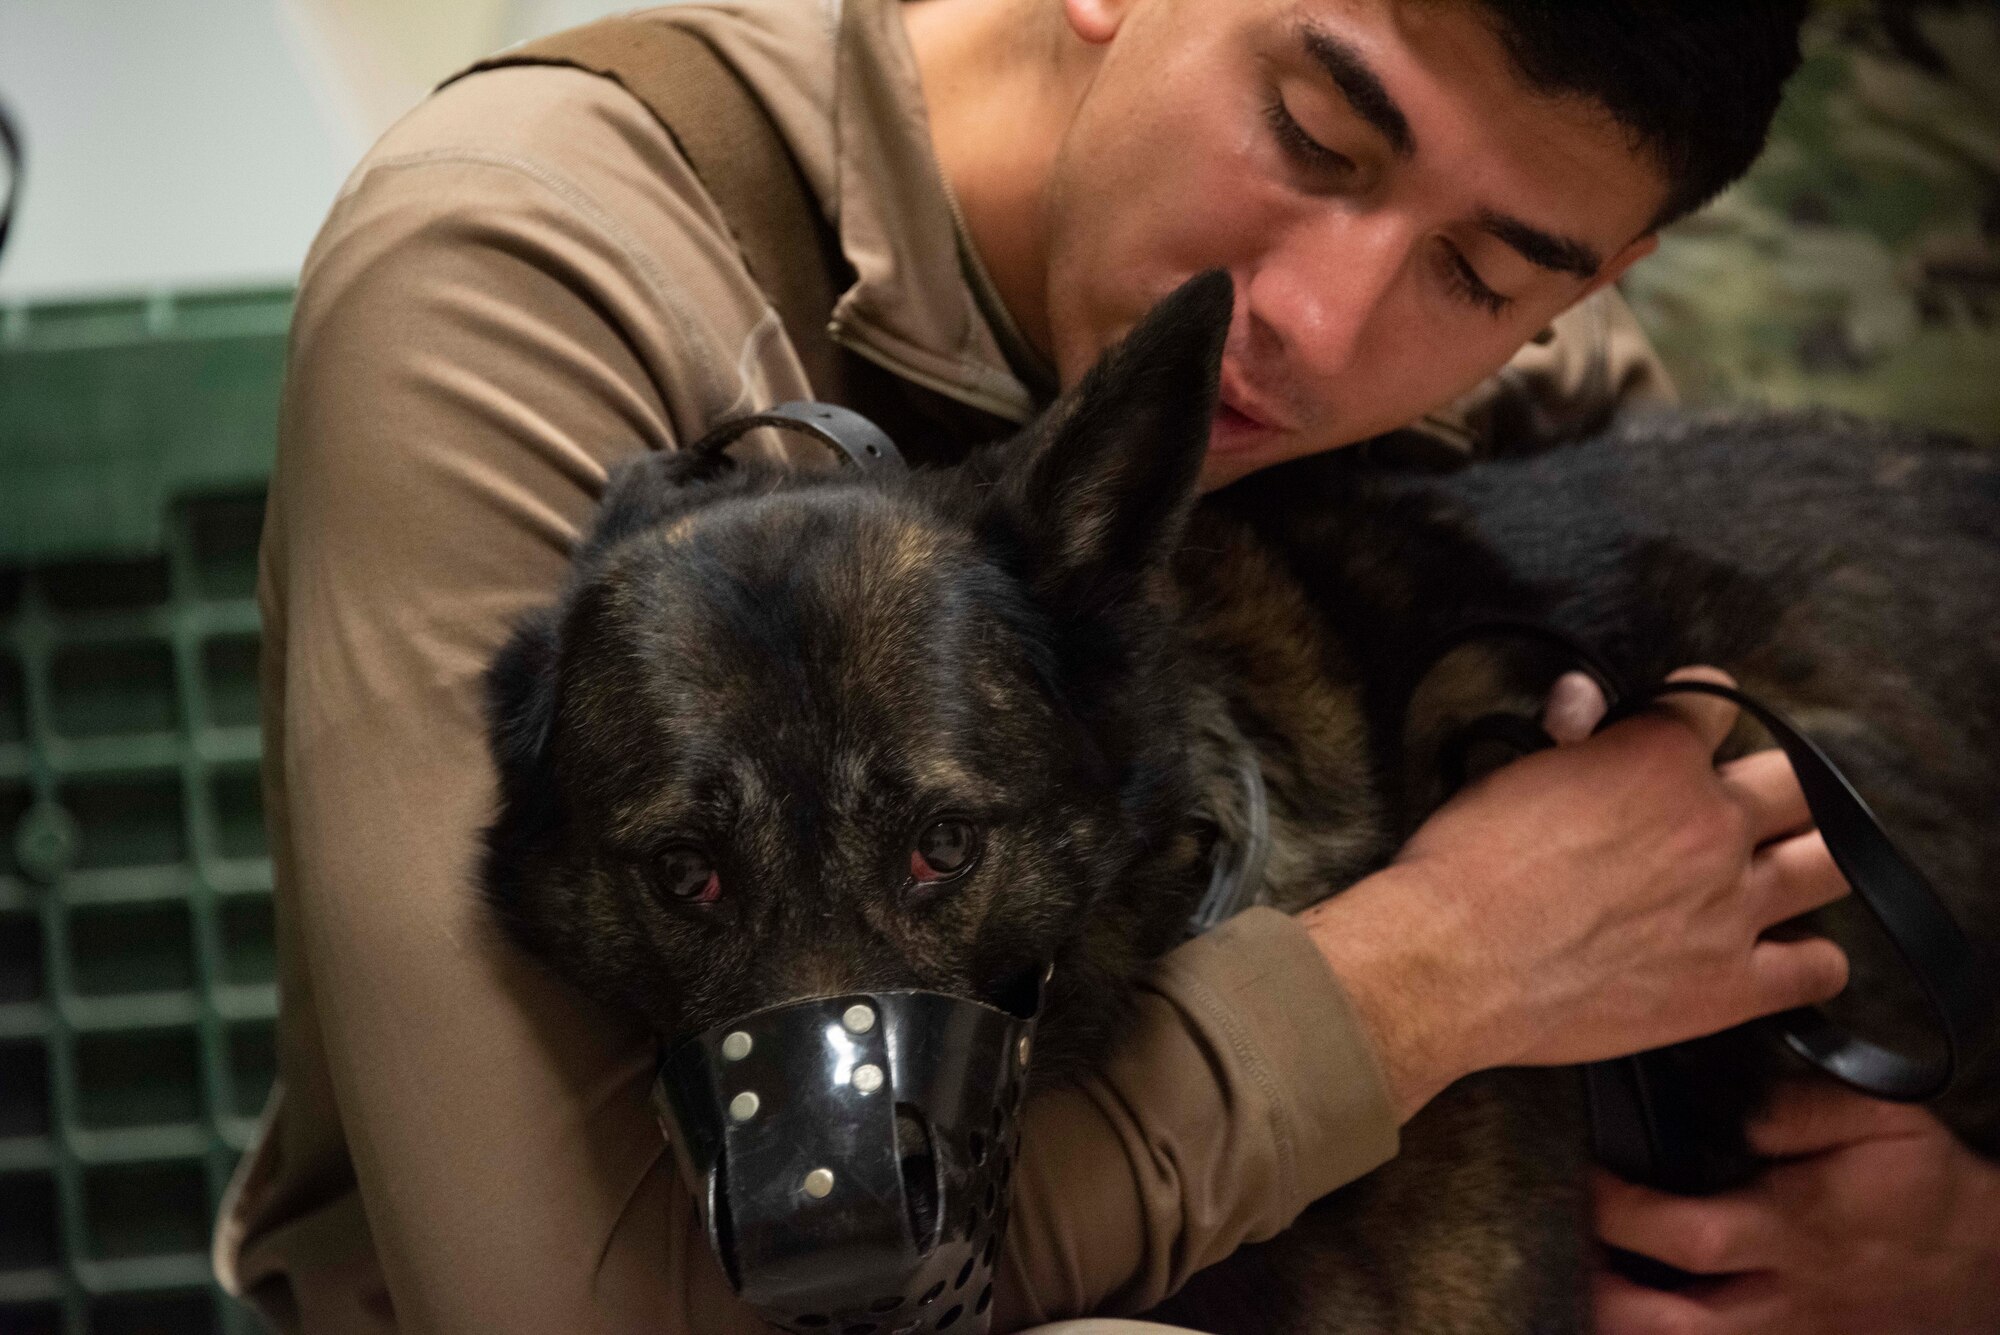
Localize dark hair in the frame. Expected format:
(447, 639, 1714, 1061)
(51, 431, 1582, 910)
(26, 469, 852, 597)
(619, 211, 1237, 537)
(1474, 1, 1809, 230)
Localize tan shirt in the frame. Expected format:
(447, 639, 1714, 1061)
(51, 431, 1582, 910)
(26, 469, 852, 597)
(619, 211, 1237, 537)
(214, 1, 1672, 1330)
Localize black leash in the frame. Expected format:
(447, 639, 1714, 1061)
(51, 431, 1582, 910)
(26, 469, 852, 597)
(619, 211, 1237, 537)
(1406, 618, 1997, 1187)
(1602, 677, 1994, 1101)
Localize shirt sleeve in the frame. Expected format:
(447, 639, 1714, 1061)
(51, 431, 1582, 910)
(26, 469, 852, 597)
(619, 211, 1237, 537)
(996, 908, 1400, 1326)
(238, 62, 1400, 1335)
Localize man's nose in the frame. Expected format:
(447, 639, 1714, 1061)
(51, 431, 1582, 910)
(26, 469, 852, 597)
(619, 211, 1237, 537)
(1241, 211, 1414, 384)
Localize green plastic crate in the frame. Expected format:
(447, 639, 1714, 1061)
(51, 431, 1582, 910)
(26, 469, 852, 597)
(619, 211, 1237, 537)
(0, 289, 290, 567)
(1, 288, 287, 1334)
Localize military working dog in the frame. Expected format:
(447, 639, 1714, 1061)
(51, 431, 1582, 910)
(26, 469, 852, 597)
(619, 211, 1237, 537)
(479, 272, 1999, 1332)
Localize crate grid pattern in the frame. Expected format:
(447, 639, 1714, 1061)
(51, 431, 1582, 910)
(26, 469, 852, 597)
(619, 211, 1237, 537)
(1, 492, 274, 1335)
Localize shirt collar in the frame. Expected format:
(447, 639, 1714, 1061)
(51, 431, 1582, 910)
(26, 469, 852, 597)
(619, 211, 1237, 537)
(821, 0, 1046, 422)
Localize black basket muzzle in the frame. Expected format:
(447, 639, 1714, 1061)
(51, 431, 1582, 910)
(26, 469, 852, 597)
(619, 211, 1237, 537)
(653, 981, 1042, 1334)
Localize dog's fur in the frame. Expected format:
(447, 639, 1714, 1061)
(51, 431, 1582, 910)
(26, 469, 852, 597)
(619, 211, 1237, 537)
(481, 272, 2000, 1332)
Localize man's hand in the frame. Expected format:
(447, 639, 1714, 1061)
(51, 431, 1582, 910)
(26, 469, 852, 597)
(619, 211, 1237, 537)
(1302, 666, 1851, 1119)
(1594, 1078, 2000, 1334)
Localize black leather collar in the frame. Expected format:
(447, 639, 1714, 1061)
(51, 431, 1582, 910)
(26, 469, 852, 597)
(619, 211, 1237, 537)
(688, 400, 908, 475)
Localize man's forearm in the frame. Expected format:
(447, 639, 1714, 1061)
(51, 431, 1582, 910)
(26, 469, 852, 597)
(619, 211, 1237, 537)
(1291, 688, 1852, 1126)
(1298, 866, 1490, 1122)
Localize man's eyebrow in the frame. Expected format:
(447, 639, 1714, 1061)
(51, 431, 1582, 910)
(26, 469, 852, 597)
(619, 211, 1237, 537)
(1294, 23, 1603, 281)
(1298, 23, 1413, 159)
(1476, 209, 1603, 279)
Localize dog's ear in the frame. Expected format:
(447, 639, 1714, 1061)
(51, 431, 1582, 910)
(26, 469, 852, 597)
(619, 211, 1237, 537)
(489, 451, 697, 797)
(579, 448, 732, 568)
(495, 439, 739, 805)
(998, 270, 1231, 603)
(483, 605, 563, 823)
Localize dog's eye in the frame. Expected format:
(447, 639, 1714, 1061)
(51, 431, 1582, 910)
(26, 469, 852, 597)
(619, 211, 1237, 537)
(656, 845, 720, 904)
(910, 818, 979, 885)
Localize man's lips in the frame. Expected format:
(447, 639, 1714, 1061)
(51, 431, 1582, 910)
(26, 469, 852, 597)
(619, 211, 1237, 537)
(1215, 365, 1297, 434)
(1210, 366, 1299, 456)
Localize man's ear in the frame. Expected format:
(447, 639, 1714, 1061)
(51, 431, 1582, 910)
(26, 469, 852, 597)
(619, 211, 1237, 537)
(1063, 0, 1140, 44)
(993, 269, 1232, 607)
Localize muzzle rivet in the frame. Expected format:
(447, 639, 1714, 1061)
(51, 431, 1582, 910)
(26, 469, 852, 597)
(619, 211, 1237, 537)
(721, 1031, 754, 1061)
(728, 1090, 760, 1121)
(852, 1063, 884, 1093)
(803, 1167, 835, 1198)
(1017, 1034, 1032, 1069)
(842, 1003, 877, 1034)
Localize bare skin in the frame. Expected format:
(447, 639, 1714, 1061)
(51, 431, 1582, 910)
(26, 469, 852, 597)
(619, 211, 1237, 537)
(899, 1, 2000, 1328)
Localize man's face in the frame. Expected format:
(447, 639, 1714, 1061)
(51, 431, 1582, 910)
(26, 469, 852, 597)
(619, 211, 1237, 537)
(1040, 0, 1671, 488)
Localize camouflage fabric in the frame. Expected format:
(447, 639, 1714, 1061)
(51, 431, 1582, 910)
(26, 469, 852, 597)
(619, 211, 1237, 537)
(1622, 1, 2000, 436)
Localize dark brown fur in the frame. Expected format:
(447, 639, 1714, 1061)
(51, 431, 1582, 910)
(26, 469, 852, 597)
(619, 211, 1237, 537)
(480, 279, 1231, 1082)
(481, 272, 1999, 1333)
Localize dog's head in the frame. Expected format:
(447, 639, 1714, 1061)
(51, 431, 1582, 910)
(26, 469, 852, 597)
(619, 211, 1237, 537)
(481, 272, 1233, 1068)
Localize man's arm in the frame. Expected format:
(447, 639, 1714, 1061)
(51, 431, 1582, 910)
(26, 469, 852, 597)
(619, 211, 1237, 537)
(1305, 671, 1850, 1121)
(996, 909, 1402, 1326)
(249, 65, 761, 1333)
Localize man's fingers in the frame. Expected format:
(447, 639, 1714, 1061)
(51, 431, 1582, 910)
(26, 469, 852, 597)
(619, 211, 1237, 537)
(1595, 1171, 1783, 1275)
(1748, 830, 1850, 928)
(1593, 1270, 1791, 1335)
(1649, 665, 1742, 756)
(1746, 1077, 1931, 1159)
(1595, 1269, 1789, 1335)
(1719, 748, 1814, 845)
(1593, 1269, 1721, 1335)
(1748, 934, 1849, 1013)
(1542, 670, 1608, 744)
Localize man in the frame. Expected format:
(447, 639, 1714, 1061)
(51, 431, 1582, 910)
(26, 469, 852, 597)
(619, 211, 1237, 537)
(214, 0, 2000, 1330)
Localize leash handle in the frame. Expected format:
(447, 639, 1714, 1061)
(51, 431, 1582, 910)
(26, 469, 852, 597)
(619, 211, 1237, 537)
(1608, 678, 1996, 1103)
(687, 400, 907, 474)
